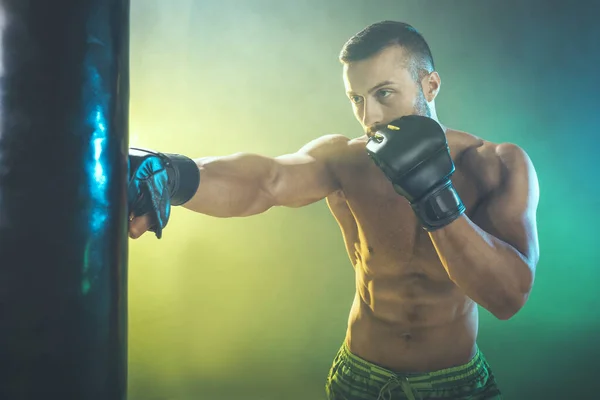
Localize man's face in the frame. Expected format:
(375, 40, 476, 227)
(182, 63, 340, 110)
(343, 45, 434, 136)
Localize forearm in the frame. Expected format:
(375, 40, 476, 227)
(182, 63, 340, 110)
(182, 153, 277, 218)
(429, 215, 534, 320)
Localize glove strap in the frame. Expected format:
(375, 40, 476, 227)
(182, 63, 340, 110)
(410, 180, 465, 231)
(160, 153, 200, 206)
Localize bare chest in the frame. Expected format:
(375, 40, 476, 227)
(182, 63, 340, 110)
(327, 146, 488, 279)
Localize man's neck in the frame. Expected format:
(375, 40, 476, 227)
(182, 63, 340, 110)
(428, 109, 445, 132)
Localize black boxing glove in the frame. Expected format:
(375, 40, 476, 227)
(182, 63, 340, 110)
(365, 115, 465, 231)
(128, 148, 200, 238)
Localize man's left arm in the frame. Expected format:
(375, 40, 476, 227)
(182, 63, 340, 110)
(429, 143, 540, 320)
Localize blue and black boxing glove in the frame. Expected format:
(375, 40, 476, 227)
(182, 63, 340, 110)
(365, 115, 465, 231)
(128, 148, 200, 238)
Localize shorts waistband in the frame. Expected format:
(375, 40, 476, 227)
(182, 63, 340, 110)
(339, 342, 489, 390)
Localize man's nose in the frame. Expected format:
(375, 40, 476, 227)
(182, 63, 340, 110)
(362, 100, 383, 130)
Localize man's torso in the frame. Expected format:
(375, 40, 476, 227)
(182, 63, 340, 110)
(325, 129, 501, 372)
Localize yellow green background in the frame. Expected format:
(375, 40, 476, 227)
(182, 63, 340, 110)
(127, 1, 600, 399)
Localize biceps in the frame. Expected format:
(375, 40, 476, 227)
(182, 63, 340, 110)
(270, 154, 339, 207)
(482, 203, 537, 257)
(474, 181, 539, 264)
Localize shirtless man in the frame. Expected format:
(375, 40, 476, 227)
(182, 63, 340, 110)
(128, 21, 539, 399)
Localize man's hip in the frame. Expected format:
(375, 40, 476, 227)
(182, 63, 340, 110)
(325, 342, 502, 400)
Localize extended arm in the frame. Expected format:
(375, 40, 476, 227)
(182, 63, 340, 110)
(128, 134, 348, 238)
(184, 134, 347, 217)
(429, 144, 540, 320)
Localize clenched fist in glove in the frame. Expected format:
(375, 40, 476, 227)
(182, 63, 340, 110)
(366, 115, 465, 231)
(128, 148, 200, 238)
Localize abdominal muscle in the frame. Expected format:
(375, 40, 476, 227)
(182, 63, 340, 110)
(346, 262, 479, 373)
(326, 137, 483, 373)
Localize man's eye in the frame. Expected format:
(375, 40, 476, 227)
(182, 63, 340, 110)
(377, 89, 393, 99)
(350, 95, 363, 104)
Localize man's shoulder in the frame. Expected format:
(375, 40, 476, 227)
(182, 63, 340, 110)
(300, 134, 348, 151)
(298, 133, 364, 158)
(468, 139, 533, 180)
(449, 129, 535, 192)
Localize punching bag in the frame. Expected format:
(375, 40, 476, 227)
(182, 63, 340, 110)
(0, 1, 130, 399)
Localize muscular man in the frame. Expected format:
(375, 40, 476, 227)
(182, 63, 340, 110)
(129, 21, 539, 399)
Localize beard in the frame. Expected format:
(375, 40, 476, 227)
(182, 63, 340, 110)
(414, 84, 432, 118)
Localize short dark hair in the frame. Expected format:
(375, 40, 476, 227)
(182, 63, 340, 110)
(339, 21, 435, 81)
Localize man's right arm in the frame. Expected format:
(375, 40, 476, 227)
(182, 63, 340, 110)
(180, 134, 348, 218)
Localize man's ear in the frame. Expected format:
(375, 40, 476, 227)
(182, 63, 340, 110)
(422, 71, 441, 102)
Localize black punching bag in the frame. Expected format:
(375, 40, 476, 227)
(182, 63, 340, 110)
(0, 1, 129, 399)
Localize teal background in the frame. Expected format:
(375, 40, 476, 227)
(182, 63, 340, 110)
(127, 1, 600, 399)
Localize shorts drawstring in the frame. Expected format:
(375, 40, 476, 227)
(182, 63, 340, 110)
(376, 375, 422, 400)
